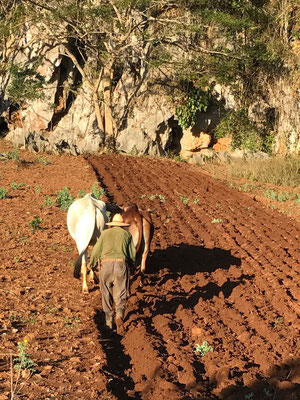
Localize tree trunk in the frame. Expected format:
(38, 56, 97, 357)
(101, 60, 115, 149)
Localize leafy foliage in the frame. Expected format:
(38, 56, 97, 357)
(14, 339, 37, 373)
(214, 109, 274, 153)
(176, 85, 212, 129)
(7, 63, 46, 106)
(193, 341, 214, 356)
(1, 0, 299, 151)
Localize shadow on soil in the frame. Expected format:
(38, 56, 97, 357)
(218, 358, 300, 400)
(93, 309, 142, 400)
(148, 243, 241, 276)
(136, 358, 300, 400)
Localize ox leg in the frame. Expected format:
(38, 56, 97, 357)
(89, 268, 94, 282)
(139, 221, 152, 286)
(81, 251, 89, 294)
(140, 250, 148, 274)
(139, 250, 149, 286)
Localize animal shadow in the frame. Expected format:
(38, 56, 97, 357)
(147, 243, 241, 276)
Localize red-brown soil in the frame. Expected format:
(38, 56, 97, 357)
(0, 140, 299, 400)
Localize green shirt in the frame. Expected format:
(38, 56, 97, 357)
(89, 226, 136, 269)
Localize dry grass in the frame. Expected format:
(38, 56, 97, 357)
(207, 156, 300, 188)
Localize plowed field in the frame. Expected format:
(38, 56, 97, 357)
(0, 140, 299, 400)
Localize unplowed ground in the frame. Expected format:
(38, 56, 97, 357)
(0, 140, 299, 400)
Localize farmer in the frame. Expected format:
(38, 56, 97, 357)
(89, 213, 136, 335)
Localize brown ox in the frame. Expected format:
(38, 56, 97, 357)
(121, 204, 154, 279)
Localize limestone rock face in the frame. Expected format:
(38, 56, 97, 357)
(213, 136, 232, 152)
(1, 25, 299, 156)
(180, 130, 211, 159)
(116, 95, 174, 156)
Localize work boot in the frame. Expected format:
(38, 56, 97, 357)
(115, 316, 125, 336)
(105, 313, 113, 330)
(115, 309, 125, 335)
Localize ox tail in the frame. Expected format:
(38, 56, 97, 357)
(73, 253, 83, 279)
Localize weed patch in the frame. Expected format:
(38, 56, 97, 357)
(0, 187, 8, 199)
(56, 187, 74, 210)
(14, 339, 37, 374)
(29, 215, 43, 232)
(91, 182, 104, 199)
(11, 181, 25, 190)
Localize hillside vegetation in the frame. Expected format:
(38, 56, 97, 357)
(0, 0, 299, 153)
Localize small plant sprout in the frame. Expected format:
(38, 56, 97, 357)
(91, 182, 104, 199)
(29, 215, 43, 232)
(0, 187, 8, 199)
(37, 157, 52, 165)
(7, 149, 19, 161)
(14, 339, 37, 374)
(193, 198, 199, 204)
(148, 194, 156, 200)
(44, 195, 54, 206)
(158, 194, 166, 202)
(212, 218, 223, 223)
(65, 315, 81, 329)
(9, 313, 19, 322)
(295, 194, 300, 205)
(244, 393, 254, 400)
(56, 187, 74, 210)
(193, 341, 214, 356)
(263, 387, 274, 398)
(180, 195, 189, 205)
(35, 185, 42, 194)
(77, 189, 86, 198)
(11, 181, 25, 190)
(140, 194, 146, 199)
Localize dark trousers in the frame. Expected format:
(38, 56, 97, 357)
(99, 260, 129, 318)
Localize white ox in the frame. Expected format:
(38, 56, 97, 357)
(67, 193, 107, 293)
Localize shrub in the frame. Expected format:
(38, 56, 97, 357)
(176, 85, 212, 129)
(8, 63, 46, 106)
(214, 109, 274, 153)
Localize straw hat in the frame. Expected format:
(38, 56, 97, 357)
(106, 213, 130, 227)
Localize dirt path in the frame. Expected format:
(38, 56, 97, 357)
(0, 142, 299, 400)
